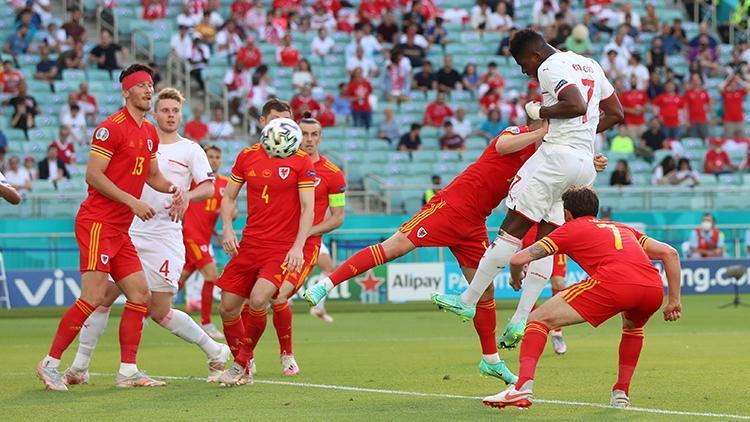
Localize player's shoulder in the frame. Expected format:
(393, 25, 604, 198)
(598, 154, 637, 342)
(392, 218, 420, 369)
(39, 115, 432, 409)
(238, 144, 263, 158)
(291, 149, 313, 166)
(498, 125, 529, 137)
(317, 155, 342, 174)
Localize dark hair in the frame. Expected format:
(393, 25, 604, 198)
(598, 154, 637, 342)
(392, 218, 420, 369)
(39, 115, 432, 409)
(562, 186, 600, 218)
(119, 64, 154, 83)
(204, 144, 222, 154)
(299, 113, 322, 128)
(677, 157, 691, 170)
(702, 213, 715, 222)
(410, 123, 422, 131)
(660, 156, 676, 174)
(261, 98, 292, 118)
(631, 52, 641, 63)
(443, 120, 453, 127)
(509, 29, 544, 58)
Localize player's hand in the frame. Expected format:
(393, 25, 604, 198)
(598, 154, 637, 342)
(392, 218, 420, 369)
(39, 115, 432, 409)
(167, 194, 190, 222)
(169, 185, 185, 205)
(284, 245, 305, 274)
(130, 199, 156, 221)
(222, 230, 240, 257)
(593, 154, 609, 172)
(525, 101, 542, 121)
(509, 264, 526, 291)
(663, 300, 682, 321)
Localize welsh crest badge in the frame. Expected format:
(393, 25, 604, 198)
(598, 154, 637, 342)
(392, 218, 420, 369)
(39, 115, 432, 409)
(278, 167, 291, 180)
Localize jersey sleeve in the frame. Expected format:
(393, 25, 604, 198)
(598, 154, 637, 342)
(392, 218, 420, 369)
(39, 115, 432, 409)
(190, 143, 215, 185)
(619, 224, 652, 249)
(148, 124, 159, 160)
(229, 150, 247, 185)
(327, 169, 347, 207)
(538, 58, 575, 100)
(90, 120, 118, 160)
(536, 223, 574, 255)
(297, 155, 316, 191)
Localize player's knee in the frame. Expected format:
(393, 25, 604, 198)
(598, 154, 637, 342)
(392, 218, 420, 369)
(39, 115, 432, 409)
(480, 286, 495, 301)
(149, 305, 170, 323)
(247, 295, 268, 311)
(219, 301, 240, 319)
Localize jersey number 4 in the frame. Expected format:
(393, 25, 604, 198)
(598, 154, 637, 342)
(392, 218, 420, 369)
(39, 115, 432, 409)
(261, 185, 270, 204)
(596, 223, 623, 250)
(159, 260, 170, 277)
(581, 79, 595, 124)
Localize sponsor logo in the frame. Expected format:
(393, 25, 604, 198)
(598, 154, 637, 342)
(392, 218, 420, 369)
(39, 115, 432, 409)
(95, 128, 109, 141)
(147, 139, 153, 151)
(554, 79, 568, 93)
(416, 227, 428, 239)
(100, 254, 109, 265)
(387, 263, 444, 302)
(279, 167, 291, 180)
(355, 270, 384, 304)
(307, 170, 316, 177)
(219, 187, 225, 196)
(207, 171, 215, 178)
(248, 169, 256, 177)
(262, 169, 272, 178)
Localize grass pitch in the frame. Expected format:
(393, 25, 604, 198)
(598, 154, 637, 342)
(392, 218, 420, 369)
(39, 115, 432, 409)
(1, 295, 749, 421)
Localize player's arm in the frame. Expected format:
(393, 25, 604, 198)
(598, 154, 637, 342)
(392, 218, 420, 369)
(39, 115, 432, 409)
(641, 237, 682, 321)
(146, 157, 180, 194)
(539, 86, 587, 119)
(0, 182, 21, 205)
(86, 153, 156, 221)
(285, 188, 315, 273)
(308, 205, 345, 237)
(495, 121, 548, 154)
(596, 93, 624, 133)
(508, 241, 554, 291)
(220, 180, 242, 257)
(169, 179, 215, 222)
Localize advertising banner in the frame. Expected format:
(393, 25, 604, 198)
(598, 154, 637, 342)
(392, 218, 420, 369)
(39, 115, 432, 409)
(387, 263, 444, 302)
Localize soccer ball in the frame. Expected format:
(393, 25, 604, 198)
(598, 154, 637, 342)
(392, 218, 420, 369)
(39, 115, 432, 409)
(260, 117, 302, 158)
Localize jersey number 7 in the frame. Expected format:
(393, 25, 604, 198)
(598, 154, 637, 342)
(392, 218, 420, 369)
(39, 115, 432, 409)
(596, 223, 622, 250)
(581, 79, 595, 124)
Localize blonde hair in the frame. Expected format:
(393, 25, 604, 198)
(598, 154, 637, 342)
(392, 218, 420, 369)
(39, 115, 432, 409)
(156, 87, 185, 105)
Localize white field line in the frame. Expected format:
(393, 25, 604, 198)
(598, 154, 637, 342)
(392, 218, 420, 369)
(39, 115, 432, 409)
(82, 372, 750, 420)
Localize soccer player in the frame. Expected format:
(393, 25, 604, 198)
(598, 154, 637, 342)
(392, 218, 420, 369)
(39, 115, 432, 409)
(37, 64, 184, 390)
(177, 144, 232, 340)
(216, 99, 316, 386)
(482, 186, 682, 409)
(309, 242, 336, 323)
(431, 29, 624, 331)
(64, 88, 230, 385)
(0, 170, 21, 204)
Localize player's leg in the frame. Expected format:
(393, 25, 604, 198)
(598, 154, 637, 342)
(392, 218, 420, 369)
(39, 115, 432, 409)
(310, 247, 335, 322)
(271, 283, 298, 375)
(217, 289, 252, 386)
(240, 278, 281, 376)
(549, 267, 568, 355)
(197, 261, 224, 339)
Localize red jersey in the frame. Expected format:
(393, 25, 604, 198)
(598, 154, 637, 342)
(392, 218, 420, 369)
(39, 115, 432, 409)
(652, 93, 684, 127)
(142, 0, 166, 19)
(183, 175, 229, 244)
(537, 217, 661, 288)
(704, 149, 732, 173)
(318, 108, 336, 127)
(232, 0, 253, 16)
(438, 125, 536, 223)
(620, 89, 648, 125)
(184, 120, 209, 142)
(308, 155, 347, 245)
(722, 89, 746, 123)
(424, 102, 454, 126)
(479, 92, 501, 111)
(683, 89, 710, 124)
(78, 107, 159, 232)
(52, 139, 75, 165)
(347, 80, 372, 112)
(290, 96, 321, 121)
(230, 144, 315, 247)
(237, 45, 262, 69)
(0, 70, 24, 94)
(277, 46, 301, 68)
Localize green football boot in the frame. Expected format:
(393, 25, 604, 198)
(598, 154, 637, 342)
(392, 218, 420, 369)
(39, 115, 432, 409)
(479, 359, 519, 385)
(497, 318, 526, 349)
(431, 292, 476, 322)
(303, 283, 328, 306)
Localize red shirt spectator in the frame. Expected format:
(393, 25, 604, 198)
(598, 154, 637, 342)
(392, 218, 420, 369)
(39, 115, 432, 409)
(142, 0, 166, 20)
(52, 138, 75, 165)
(232, 0, 254, 17)
(479, 89, 502, 113)
(184, 108, 209, 142)
(237, 39, 262, 69)
(318, 106, 336, 127)
(71, 90, 98, 114)
(347, 77, 373, 112)
(620, 89, 648, 126)
(704, 145, 734, 173)
(315, 0, 343, 15)
(0, 67, 24, 95)
(186, 0, 208, 14)
(722, 88, 747, 123)
(273, 0, 302, 11)
(480, 69, 505, 93)
(423, 92, 454, 127)
(652, 92, 684, 127)
(277, 34, 301, 68)
(684, 88, 711, 124)
(359, 0, 383, 22)
(291, 89, 322, 121)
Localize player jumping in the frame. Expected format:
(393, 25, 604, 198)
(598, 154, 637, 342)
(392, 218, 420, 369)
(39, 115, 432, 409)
(309, 241, 336, 323)
(483, 186, 682, 409)
(37, 65, 185, 390)
(432, 30, 624, 331)
(177, 144, 232, 340)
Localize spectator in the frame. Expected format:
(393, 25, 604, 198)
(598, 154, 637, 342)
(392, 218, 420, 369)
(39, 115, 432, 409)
(394, 30, 426, 68)
(23, 155, 37, 181)
(208, 107, 235, 139)
(51, 126, 76, 165)
(449, 107, 472, 140)
(3, 25, 31, 58)
(413, 61, 436, 93)
(646, 69, 664, 99)
(242, 0, 266, 33)
(645, 36, 666, 72)
(462, 63, 480, 93)
(623, 53, 649, 90)
(43, 22, 68, 54)
(477, 108, 505, 142)
(641, 4, 659, 33)
(664, 20, 687, 55)
(277, 33, 301, 68)
(170, 25, 193, 60)
(38, 145, 70, 184)
(292, 59, 318, 93)
(719, 74, 749, 139)
(688, 22, 718, 49)
(317, 95, 336, 127)
(435, 55, 462, 93)
(651, 155, 676, 185)
(478, 62, 504, 97)
(349, 23, 383, 59)
(602, 25, 634, 62)
(423, 92, 454, 127)
(377, 107, 401, 144)
(532, 1, 556, 31)
(687, 213, 725, 258)
(346, 45, 378, 79)
(34, 44, 59, 87)
(497, 27, 517, 57)
(688, 34, 720, 77)
(184, 106, 209, 142)
(237, 37, 262, 69)
(382, 50, 411, 103)
(426, 16, 449, 48)
(60, 103, 87, 145)
(195, 11, 219, 45)
(671, 158, 700, 186)
(62, 8, 85, 43)
(311, 27, 335, 61)
(188, 34, 210, 92)
(224, 60, 251, 118)
(479, 86, 502, 116)
(8, 81, 39, 137)
(548, 12, 573, 47)
(610, 125, 634, 154)
(565, 24, 593, 55)
(638, 117, 666, 161)
(439, 121, 466, 151)
(358, 0, 382, 24)
(471, 0, 494, 31)
(377, 10, 399, 45)
(310, 4, 336, 31)
(4, 155, 31, 194)
(620, 75, 648, 140)
(0, 60, 25, 99)
(333, 82, 352, 122)
(57, 40, 86, 72)
(71, 82, 98, 122)
(291, 85, 321, 121)
(398, 123, 423, 152)
(423, 174, 441, 205)
(215, 20, 243, 57)
(601, 49, 626, 81)
(89, 29, 125, 73)
(683, 73, 712, 141)
(245, 72, 274, 118)
(652, 81, 684, 139)
(347, 68, 373, 130)
(143, 0, 167, 20)
(616, 3, 640, 29)
(177, 3, 201, 28)
(704, 140, 738, 176)
(609, 159, 632, 186)
(490, 2, 514, 33)
(725, 48, 749, 78)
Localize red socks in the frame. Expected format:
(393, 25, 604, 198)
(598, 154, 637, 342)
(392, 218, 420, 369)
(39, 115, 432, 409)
(222, 314, 248, 367)
(201, 280, 215, 325)
(613, 328, 645, 395)
(516, 321, 550, 387)
(244, 306, 267, 360)
(272, 302, 293, 355)
(119, 301, 148, 364)
(48, 299, 95, 359)
(473, 299, 497, 354)
(328, 244, 386, 286)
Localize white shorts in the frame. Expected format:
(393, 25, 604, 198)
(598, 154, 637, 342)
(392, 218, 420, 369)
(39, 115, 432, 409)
(319, 242, 330, 257)
(505, 143, 596, 226)
(130, 230, 185, 294)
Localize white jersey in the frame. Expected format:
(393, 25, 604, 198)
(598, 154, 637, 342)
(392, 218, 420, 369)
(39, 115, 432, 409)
(130, 137, 214, 235)
(538, 51, 615, 156)
(0, 170, 8, 186)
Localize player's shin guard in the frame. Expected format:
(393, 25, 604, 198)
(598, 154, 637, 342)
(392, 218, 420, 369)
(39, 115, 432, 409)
(461, 233, 521, 306)
(201, 281, 215, 325)
(613, 328, 645, 395)
(222, 315, 248, 366)
(325, 244, 387, 289)
(516, 321, 550, 387)
(119, 301, 148, 365)
(48, 299, 95, 361)
(244, 307, 268, 359)
(510, 256, 554, 324)
(474, 299, 498, 357)
(157, 309, 221, 358)
(71, 306, 111, 370)
(272, 302, 293, 355)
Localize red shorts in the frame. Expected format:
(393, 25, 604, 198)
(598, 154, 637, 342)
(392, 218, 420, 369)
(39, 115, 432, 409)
(562, 278, 663, 328)
(399, 198, 488, 268)
(552, 254, 567, 278)
(521, 224, 539, 248)
(75, 219, 143, 281)
(216, 242, 320, 298)
(183, 238, 215, 273)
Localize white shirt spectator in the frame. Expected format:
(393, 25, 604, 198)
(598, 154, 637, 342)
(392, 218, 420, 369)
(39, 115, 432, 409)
(5, 167, 31, 193)
(177, 12, 201, 28)
(488, 12, 514, 31)
(449, 116, 472, 139)
(292, 70, 314, 90)
(603, 37, 635, 62)
(311, 35, 335, 57)
(208, 120, 235, 139)
(223, 68, 251, 99)
(310, 11, 337, 31)
(61, 111, 88, 145)
(244, 8, 266, 33)
(616, 10, 641, 29)
(215, 29, 242, 56)
(601, 54, 628, 80)
(45, 27, 69, 52)
(623, 63, 650, 90)
(532, 0, 558, 16)
(398, 33, 429, 49)
(347, 36, 382, 60)
(170, 32, 193, 60)
(347, 56, 377, 78)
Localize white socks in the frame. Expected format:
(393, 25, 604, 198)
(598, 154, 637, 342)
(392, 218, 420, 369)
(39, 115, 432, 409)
(510, 255, 554, 324)
(42, 356, 61, 368)
(71, 306, 111, 370)
(157, 309, 221, 359)
(119, 363, 138, 377)
(322, 277, 334, 292)
(461, 232, 522, 306)
(483, 353, 501, 364)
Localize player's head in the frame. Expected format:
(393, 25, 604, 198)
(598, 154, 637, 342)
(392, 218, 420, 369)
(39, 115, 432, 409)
(561, 186, 599, 221)
(119, 64, 154, 112)
(204, 144, 222, 173)
(299, 113, 323, 156)
(154, 87, 185, 134)
(701, 213, 715, 231)
(509, 29, 550, 79)
(259, 98, 292, 128)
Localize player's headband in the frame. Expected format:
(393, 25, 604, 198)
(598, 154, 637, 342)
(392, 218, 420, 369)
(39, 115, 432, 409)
(121, 71, 153, 92)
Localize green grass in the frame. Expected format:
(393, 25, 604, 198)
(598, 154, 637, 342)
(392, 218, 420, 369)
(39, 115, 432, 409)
(1, 295, 749, 421)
